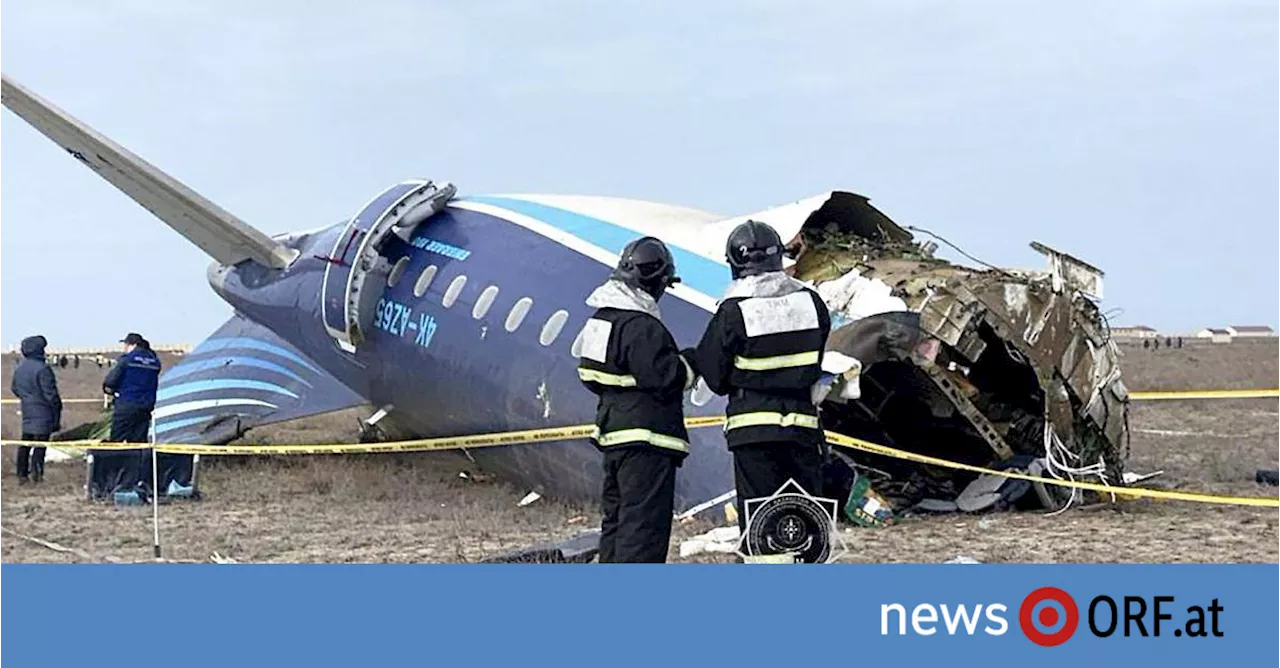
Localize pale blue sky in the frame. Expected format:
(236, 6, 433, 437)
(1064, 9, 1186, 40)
(2, 0, 1276, 347)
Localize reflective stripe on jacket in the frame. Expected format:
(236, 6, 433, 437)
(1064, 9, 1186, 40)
(690, 276, 831, 448)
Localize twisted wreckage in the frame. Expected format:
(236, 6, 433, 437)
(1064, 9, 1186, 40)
(492, 193, 1133, 562)
(785, 193, 1129, 519)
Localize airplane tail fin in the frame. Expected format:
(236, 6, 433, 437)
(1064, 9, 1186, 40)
(154, 312, 368, 445)
(1, 74, 298, 269)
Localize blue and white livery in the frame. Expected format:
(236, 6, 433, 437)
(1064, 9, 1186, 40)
(1, 74, 858, 514)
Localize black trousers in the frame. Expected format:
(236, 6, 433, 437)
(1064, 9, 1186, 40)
(109, 402, 153, 442)
(90, 403, 155, 498)
(599, 447, 678, 564)
(17, 433, 49, 481)
(732, 441, 824, 533)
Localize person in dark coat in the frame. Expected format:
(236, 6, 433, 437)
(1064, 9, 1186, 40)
(9, 335, 63, 483)
(687, 220, 832, 534)
(577, 237, 691, 563)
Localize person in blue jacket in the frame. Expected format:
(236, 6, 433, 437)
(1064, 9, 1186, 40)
(103, 333, 162, 442)
(9, 335, 63, 484)
(93, 333, 163, 498)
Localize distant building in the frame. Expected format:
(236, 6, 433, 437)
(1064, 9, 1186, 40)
(1196, 328, 1232, 343)
(1225, 325, 1275, 338)
(1111, 325, 1159, 339)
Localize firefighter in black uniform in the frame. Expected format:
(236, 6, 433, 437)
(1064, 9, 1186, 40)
(577, 236, 693, 563)
(688, 220, 831, 532)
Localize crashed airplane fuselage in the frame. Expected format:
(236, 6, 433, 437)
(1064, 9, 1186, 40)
(4, 75, 1128, 519)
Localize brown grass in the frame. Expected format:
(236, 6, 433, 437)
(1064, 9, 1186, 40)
(2, 341, 1276, 564)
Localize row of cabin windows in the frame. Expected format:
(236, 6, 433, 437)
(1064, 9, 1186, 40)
(389, 259, 570, 347)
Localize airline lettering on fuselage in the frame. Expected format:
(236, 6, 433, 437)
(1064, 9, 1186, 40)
(412, 237, 471, 261)
(376, 298, 437, 349)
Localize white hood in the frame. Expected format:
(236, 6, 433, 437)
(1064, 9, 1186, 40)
(721, 271, 809, 301)
(585, 279, 662, 319)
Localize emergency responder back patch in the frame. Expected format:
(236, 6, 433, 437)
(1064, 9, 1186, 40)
(578, 318, 612, 363)
(738, 292, 819, 338)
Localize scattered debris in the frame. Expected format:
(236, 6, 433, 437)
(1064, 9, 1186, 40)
(944, 556, 982, 564)
(517, 491, 542, 507)
(843, 473, 894, 526)
(1256, 470, 1279, 487)
(209, 552, 238, 564)
(1122, 470, 1165, 485)
(914, 499, 959, 513)
(675, 490, 737, 522)
(814, 267, 908, 324)
(566, 515, 586, 525)
(480, 530, 600, 564)
(978, 518, 996, 530)
(955, 474, 1008, 513)
(679, 526, 741, 558)
(459, 470, 494, 483)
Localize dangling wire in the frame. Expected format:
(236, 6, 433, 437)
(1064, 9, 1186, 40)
(904, 225, 1018, 278)
(1042, 420, 1114, 515)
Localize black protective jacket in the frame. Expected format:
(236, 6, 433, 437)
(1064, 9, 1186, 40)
(689, 272, 830, 449)
(576, 280, 693, 462)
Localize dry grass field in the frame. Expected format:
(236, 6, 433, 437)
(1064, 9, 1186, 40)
(2, 339, 1276, 564)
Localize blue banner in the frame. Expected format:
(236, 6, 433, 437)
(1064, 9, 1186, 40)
(3, 565, 1275, 666)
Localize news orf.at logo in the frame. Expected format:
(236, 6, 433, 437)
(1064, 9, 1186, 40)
(1020, 587, 1080, 646)
(880, 587, 1225, 644)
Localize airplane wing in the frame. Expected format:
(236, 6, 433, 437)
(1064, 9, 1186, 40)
(0, 74, 297, 269)
(153, 314, 368, 445)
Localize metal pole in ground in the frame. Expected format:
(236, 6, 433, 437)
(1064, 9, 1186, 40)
(150, 417, 161, 560)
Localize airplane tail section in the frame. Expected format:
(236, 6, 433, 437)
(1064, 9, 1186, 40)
(0, 74, 298, 269)
(153, 313, 368, 445)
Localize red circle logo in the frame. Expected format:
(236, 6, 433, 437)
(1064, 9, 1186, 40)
(1019, 587, 1079, 646)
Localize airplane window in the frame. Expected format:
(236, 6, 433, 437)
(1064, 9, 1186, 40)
(387, 256, 410, 288)
(540, 310, 570, 346)
(570, 327, 585, 358)
(442, 275, 467, 308)
(505, 297, 533, 332)
(473, 286, 500, 320)
(413, 265, 439, 298)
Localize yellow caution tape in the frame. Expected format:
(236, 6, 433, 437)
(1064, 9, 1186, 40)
(1128, 389, 1278, 401)
(0, 416, 730, 455)
(1, 414, 1274, 508)
(823, 431, 1279, 508)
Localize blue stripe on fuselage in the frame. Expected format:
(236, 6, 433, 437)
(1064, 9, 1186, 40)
(460, 196, 730, 301)
(157, 379, 300, 403)
(154, 415, 219, 435)
(190, 337, 323, 375)
(159, 355, 313, 387)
